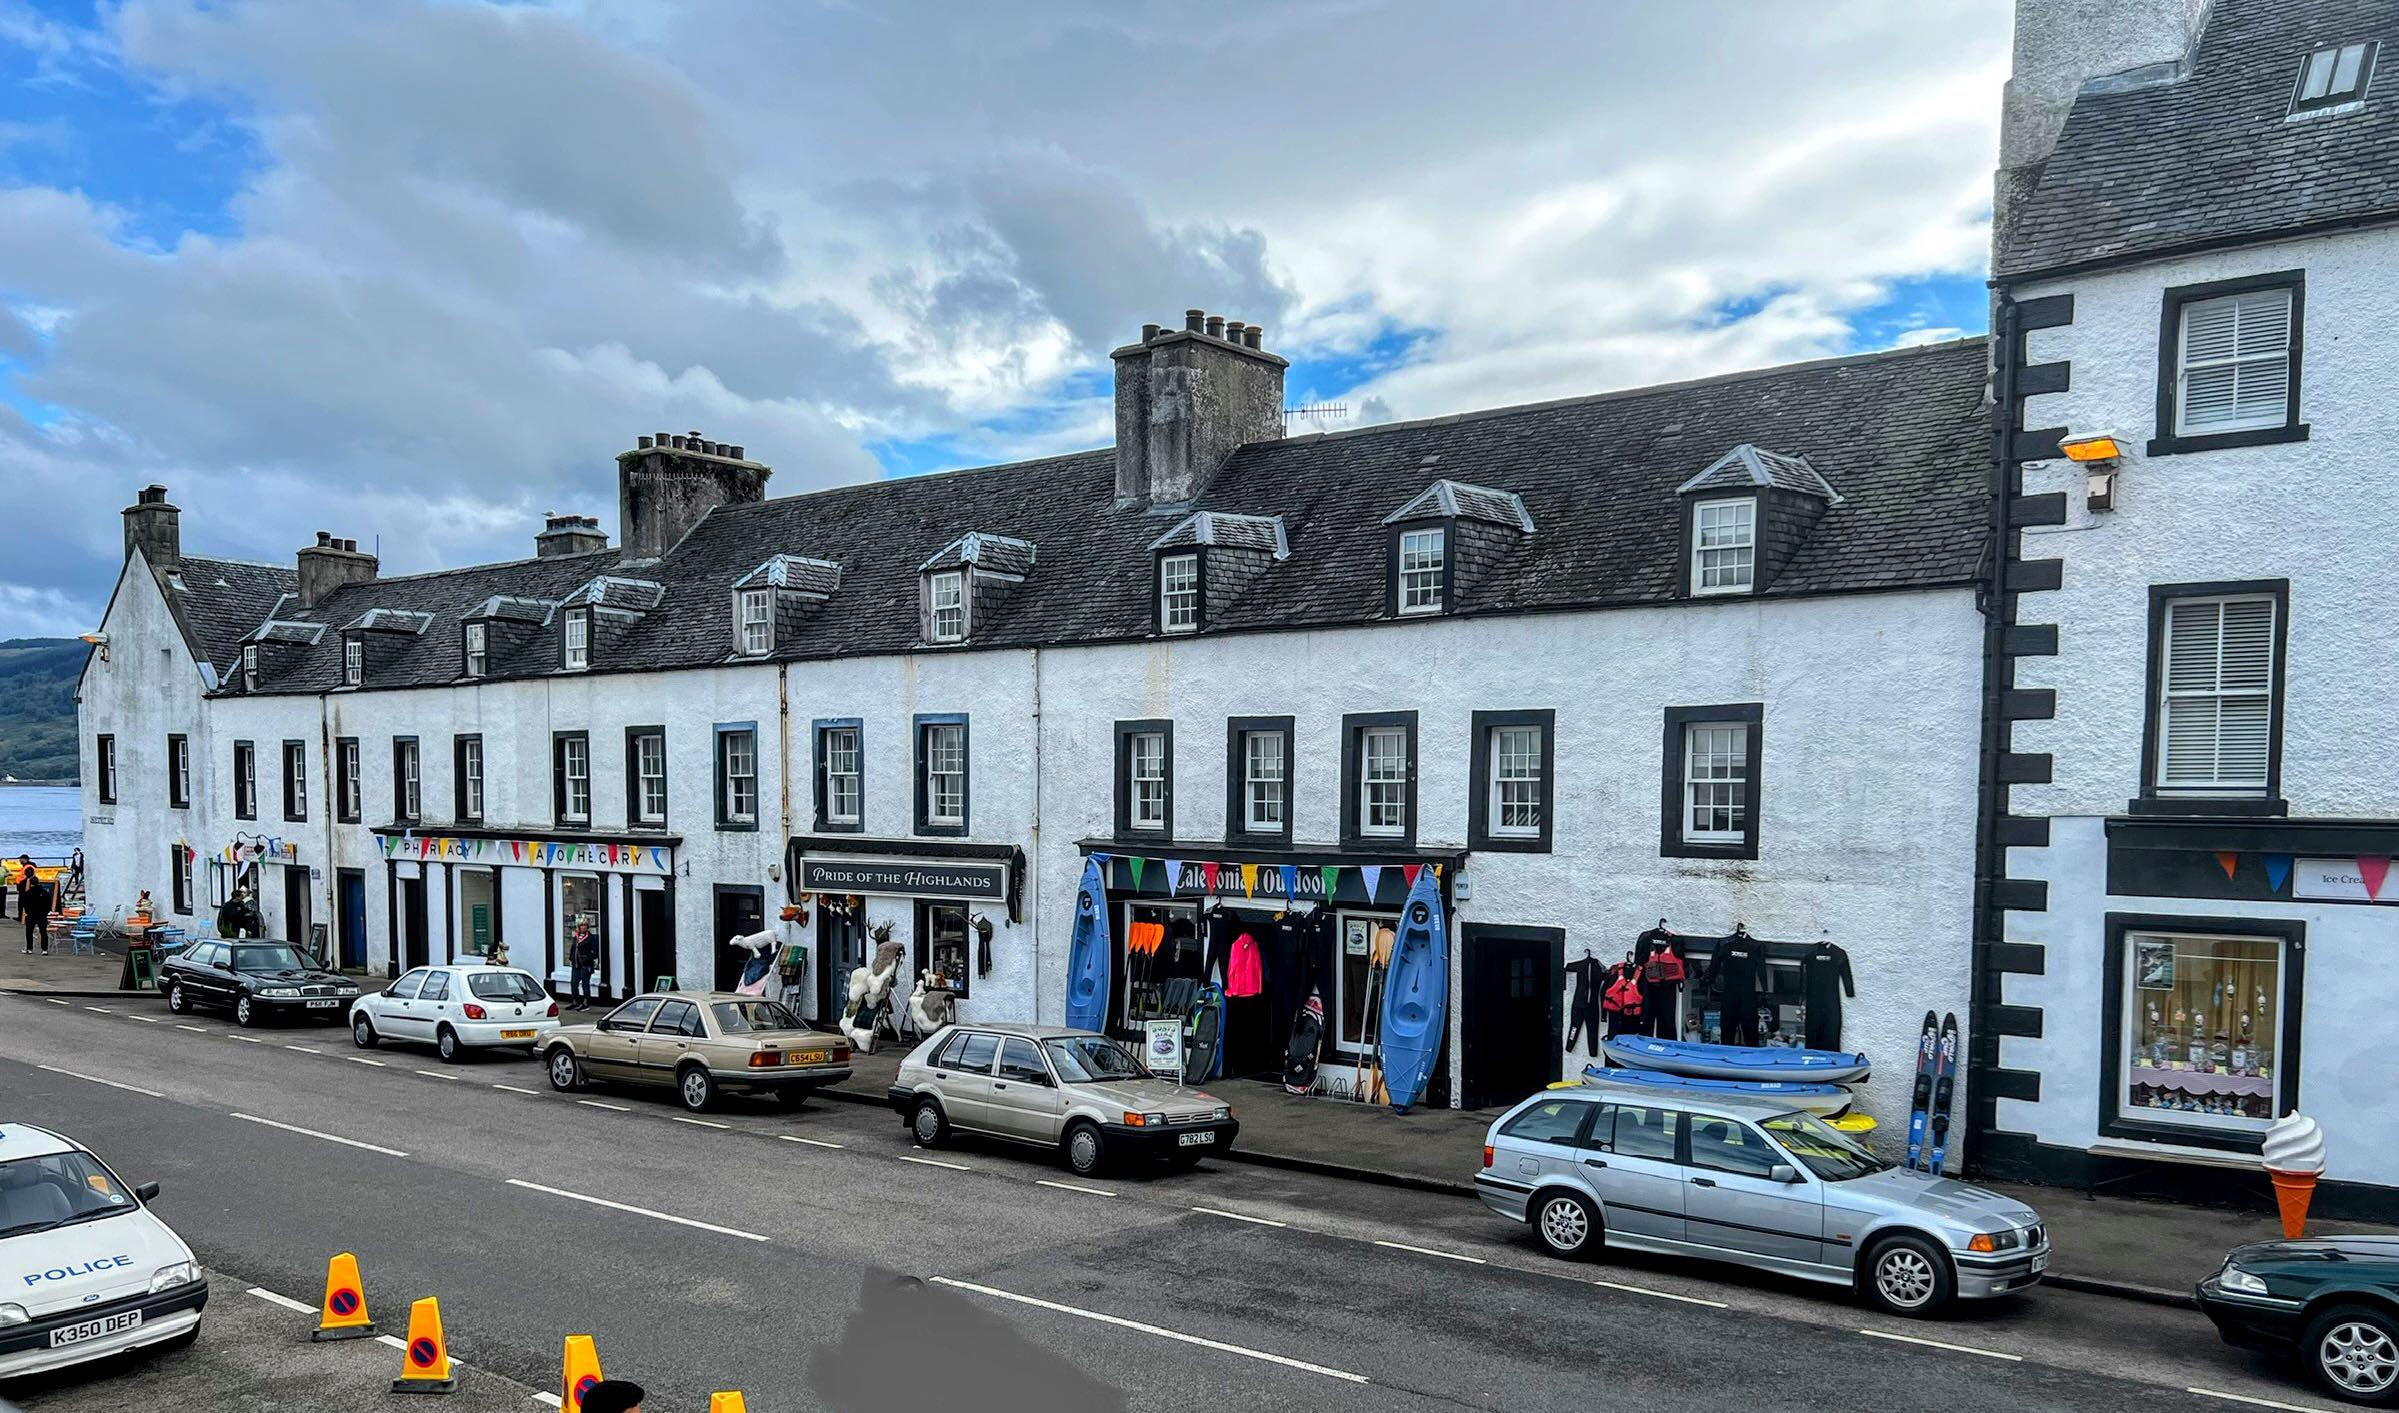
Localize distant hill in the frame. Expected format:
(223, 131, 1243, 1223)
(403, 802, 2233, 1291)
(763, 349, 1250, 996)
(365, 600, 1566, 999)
(0, 638, 86, 783)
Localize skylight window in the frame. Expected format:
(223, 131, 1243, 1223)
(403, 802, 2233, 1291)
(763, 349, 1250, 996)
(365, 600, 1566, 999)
(2292, 41, 2375, 114)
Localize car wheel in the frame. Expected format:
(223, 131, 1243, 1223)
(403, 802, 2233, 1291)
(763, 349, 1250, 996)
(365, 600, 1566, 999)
(167, 983, 190, 1015)
(911, 1097, 949, 1147)
(546, 1047, 583, 1092)
(234, 995, 258, 1028)
(1531, 1190, 1599, 1260)
(2306, 1304, 2399, 1406)
(1063, 1121, 1107, 1177)
(351, 1015, 378, 1049)
(436, 1026, 462, 1064)
(1862, 1234, 1954, 1318)
(774, 1086, 811, 1108)
(678, 1065, 717, 1113)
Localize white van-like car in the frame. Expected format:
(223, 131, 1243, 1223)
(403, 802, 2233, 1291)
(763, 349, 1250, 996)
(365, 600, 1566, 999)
(0, 1124, 207, 1378)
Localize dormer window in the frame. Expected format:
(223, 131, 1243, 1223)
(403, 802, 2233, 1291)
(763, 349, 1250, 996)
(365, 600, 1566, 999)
(1690, 498, 1757, 595)
(1159, 553, 1200, 633)
(463, 622, 487, 678)
(2292, 41, 2375, 115)
(738, 589, 772, 655)
(562, 609, 590, 670)
(1396, 527, 1445, 614)
(928, 570, 966, 642)
(342, 637, 363, 686)
(241, 644, 259, 692)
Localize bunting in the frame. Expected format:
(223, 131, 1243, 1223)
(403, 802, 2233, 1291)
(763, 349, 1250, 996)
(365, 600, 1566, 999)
(1240, 863, 1258, 898)
(1401, 863, 1422, 890)
(2264, 854, 2293, 893)
(1128, 856, 1147, 891)
(2215, 851, 2239, 881)
(2361, 856, 2391, 901)
(1320, 864, 1341, 898)
(1360, 864, 1383, 901)
(1202, 861, 1220, 895)
(1277, 864, 1297, 900)
(1162, 859, 1183, 895)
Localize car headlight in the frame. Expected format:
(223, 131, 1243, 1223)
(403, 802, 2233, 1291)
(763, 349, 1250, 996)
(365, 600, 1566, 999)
(1211, 1106, 1231, 1122)
(1144, 1112, 1167, 1127)
(0, 1303, 29, 1327)
(149, 1261, 200, 1293)
(260, 986, 299, 998)
(1965, 1228, 2022, 1253)
(2220, 1262, 2270, 1296)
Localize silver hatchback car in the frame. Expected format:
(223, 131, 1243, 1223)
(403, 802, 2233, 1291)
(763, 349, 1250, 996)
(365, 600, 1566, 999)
(1474, 1088, 2049, 1317)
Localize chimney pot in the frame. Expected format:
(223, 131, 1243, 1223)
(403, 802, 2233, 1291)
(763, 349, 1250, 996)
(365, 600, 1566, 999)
(1185, 309, 1205, 332)
(316, 531, 333, 547)
(1244, 325, 1263, 350)
(729, 445, 744, 460)
(1142, 323, 1161, 342)
(637, 435, 654, 450)
(1206, 315, 1225, 339)
(1225, 320, 1246, 343)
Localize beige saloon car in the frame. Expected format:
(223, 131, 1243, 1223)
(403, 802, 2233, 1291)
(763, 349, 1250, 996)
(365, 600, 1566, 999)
(889, 1023, 1239, 1177)
(543, 993, 851, 1112)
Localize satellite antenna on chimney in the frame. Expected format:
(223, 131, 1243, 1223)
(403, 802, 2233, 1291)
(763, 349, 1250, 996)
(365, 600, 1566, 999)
(1281, 402, 1350, 430)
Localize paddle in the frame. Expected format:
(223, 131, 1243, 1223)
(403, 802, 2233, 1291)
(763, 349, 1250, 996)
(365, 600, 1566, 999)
(1364, 923, 1396, 1105)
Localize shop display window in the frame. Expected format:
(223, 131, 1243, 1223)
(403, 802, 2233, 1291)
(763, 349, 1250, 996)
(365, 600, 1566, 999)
(1119, 901, 1200, 1027)
(917, 901, 973, 998)
(1331, 910, 1396, 1054)
(2120, 930, 2287, 1133)
(560, 875, 602, 954)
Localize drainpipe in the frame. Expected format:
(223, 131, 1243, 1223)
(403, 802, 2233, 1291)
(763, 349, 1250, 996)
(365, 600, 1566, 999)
(777, 662, 793, 901)
(1966, 293, 2023, 1172)
(1029, 646, 1043, 1021)
(319, 693, 335, 966)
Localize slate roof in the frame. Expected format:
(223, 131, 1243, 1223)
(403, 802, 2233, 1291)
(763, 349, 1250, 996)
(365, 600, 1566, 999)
(218, 336, 1992, 694)
(161, 557, 300, 681)
(1678, 444, 1844, 504)
(2000, 0, 2399, 278)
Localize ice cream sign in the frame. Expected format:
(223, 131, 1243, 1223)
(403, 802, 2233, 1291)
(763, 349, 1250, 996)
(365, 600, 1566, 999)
(2290, 857, 2398, 903)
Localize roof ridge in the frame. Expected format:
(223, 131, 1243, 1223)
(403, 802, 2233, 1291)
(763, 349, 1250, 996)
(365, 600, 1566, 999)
(180, 554, 298, 576)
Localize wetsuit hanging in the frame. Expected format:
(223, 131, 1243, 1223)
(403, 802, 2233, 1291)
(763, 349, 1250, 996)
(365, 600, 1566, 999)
(1710, 927, 1767, 1047)
(1563, 953, 1604, 1056)
(1634, 924, 1687, 1039)
(1801, 940, 1855, 1049)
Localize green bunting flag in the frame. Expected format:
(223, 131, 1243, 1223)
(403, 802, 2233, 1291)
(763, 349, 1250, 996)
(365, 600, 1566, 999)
(1128, 856, 1147, 891)
(1321, 864, 1341, 898)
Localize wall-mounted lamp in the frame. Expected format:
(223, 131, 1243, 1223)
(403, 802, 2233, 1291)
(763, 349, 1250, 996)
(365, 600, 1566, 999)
(2059, 434, 2122, 512)
(79, 631, 109, 663)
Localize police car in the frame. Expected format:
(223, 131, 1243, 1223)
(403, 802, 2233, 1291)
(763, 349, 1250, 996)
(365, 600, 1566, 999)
(0, 1124, 206, 1378)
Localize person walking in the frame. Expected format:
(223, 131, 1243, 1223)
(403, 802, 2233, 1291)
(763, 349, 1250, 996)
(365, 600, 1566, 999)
(568, 920, 599, 1010)
(21, 860, 50, 955)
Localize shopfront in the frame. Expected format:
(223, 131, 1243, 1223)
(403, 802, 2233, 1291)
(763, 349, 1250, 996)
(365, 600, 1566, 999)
(785, 836, 1024, 1030)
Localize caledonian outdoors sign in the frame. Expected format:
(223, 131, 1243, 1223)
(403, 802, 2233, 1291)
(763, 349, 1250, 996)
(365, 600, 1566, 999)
(797, 857, 1008, 901)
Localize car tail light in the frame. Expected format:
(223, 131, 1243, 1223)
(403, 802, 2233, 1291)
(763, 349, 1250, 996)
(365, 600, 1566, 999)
(750, 1052, 776, 1068)
(462, 1004, 487, 1020)
(546, 1001, 560, 1018)
(1483, 1145, 1495, 1169)
(833, 1046, 851, 1062)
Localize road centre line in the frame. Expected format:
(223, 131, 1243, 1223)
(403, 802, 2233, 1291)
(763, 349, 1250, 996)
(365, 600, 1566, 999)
(83, 1006, 112, 1013)
(931, 1276, 1368, 1384)
(349, 1057, 387, 1067)
(246, 1286, 316, 1315)
(229, 1112, 408, 1158)
(1588, 1277, 1728, 1308)
(1190, 1206, 1288, 1228)
(778, 1135, 845, 1149)
(176, 1024, 208, 1032)
(416, 1068, 466, 1081)
(2188, 1389, 2338, 1412)
(1856, 1327, 2022, 1362)
(577, 1099, 630, 1112)
(44, 997, 69, 1005)
(898, 1153, 972, 1171)
(37, 1064, 165, 1098)
(1036, 1179, 1116, 1198)
(128, 1015, 162, 1024)
(284, 1044, 323, 1054)
(505, 1179, 768, 1243)
(492, 1083, 540, 1095)
(1374, 1239, 1486, 1264)
(230, 1035, 265, 1043)
(670, 1115, 731, 1130)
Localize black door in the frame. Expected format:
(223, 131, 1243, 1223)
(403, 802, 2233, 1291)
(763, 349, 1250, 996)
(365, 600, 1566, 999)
(712, 887, 764, 991)
(636, 889, 674, 994)
(399, 876, 430, 973)
(815, 901, 867, 1023)
(1460, 924, 1565, 1110)
(336, 870, 366, 971)
(282, 866, 313, 958)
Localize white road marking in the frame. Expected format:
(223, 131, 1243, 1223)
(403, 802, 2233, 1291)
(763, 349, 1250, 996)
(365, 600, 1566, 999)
(229, 1112, 408, 1158)
(1036, 1179, 1116, 1198)
(898, 1153, 972, 1171)
(577, 1099, 631, 1112)
(531, 1394, 563, 1408)
(1857, 1328, 2022, 1362)
(284, 1044, 323, 1054)
(376, 1334, 407, 1350)
(230, 1034, 266, 1043)
(931, 1276, 1367, 1384)
(349, 1057, 388, 1067)
(84, 1005, 113, 1013)
(670, 1115, 731, 1129)
(2188, 1389, 2338, 1412)
(416, 1068, 466, 1081)
(1588, 1277, 1728, 1308)
(1190, 1206, 1287, 1228)
(492, 1083, 540, 1095)
(36, 1063, 164, 1098)
(778, 1135, 844, 1149)
(1373, 1239, 1485, 1265)
(176, 1024, 208, 1032)
(128, 1015, 163, 1024)
(246, 1286, 316, 1315)
(504, 1179, 769, 1243)
(44, 997, 70, 1005)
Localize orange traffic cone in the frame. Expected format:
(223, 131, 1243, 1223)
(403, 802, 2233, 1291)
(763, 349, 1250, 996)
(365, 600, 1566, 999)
(561, 1334, 604, 1411)
(390, 1297, 457, 1395)
(709, 1394, 749, 1413)
(309, 1252, 376, 1341)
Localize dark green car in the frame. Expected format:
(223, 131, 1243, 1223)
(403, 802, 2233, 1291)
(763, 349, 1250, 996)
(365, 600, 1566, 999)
(2198, 1235, 2399, 1406)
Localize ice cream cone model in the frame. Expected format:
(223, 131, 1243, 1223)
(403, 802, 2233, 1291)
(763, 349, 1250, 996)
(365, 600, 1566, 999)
(2262, 1111, 2325, 1239)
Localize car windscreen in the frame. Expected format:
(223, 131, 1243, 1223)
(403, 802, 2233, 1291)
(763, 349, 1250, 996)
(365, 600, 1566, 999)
(1761, 1112, 1889, 1182)
(467, 972, 546, 1002)
(0, 1151, 140, 1238)
(1043, 1035, 1145, 1083)
(710, 1001, 806, 1035)
(231, 943, 311, 972)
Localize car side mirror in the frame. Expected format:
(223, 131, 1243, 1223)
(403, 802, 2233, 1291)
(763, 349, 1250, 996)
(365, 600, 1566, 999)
(1769, 1164, 1802, 1185)
(135, 1181, 161, 1202)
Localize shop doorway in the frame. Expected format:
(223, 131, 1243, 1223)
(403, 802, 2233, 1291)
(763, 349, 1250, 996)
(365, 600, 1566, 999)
(815, 898, 868, 1023)
(336, 870, 366, 971)
(458, 868, 499, 962)
(712, 886, 764, 991)
(561, 874, 606, 995)
(1460, 924, 1565, 1110)
(396, 875, 429, 974)
(1113, 900, 1200, 1039)
(282, 866, 314, 959)
(635, 888, 674, 993)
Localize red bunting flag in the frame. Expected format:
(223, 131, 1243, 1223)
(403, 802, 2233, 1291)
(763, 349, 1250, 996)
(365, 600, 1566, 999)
(2216, 851, 2239, 881)
(1201, 862, 1220, 894)
(2360, 856, 2391, 901)
(1402, 863, 1423, 890)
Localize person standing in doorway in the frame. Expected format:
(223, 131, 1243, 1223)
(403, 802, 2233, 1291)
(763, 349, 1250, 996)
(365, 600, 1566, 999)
(569, 919, 599, 1010)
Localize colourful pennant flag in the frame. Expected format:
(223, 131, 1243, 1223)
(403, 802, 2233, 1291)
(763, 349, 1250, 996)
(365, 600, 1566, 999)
(1279, 864, 1299, 900)
(1240, 863, 1257, 898)
(1202, 862, 1220, 894)
(2216, 851, 2239, 881)
(1402, 863, 1422, 890)
(1128, 856, 1147, 891)
(2265, 854, 2293, 892)
(1320, 864, 1341, 897)
(1360, 864, 1383, 901)
(1163, 859, 1183, 895)
(2359, 856, 2391, 901)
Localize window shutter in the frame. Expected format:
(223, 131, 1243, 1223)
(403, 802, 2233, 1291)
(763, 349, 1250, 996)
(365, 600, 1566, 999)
(2158, 597, 2275, 792)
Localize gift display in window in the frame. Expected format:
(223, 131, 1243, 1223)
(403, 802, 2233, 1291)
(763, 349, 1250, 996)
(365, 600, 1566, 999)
(2124, 932, 2283, 1128)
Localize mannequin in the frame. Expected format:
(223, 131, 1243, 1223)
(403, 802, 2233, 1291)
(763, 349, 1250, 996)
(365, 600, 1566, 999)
(1563, 945, 1604, 1057)
(1634, 922, 1687, 1039)
(1710, 924, 1767, 1047)
(1800, 934, 1855, 1049)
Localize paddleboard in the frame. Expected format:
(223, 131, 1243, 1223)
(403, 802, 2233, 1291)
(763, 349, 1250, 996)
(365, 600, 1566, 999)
(1184, 984, 1225, 1083)
(1378, 869, 1449, 1112)
(1599, 1033, 1871, 1084)
(1064, 857, 1111, 1032)
(1580, 1064, 1852, 1117)
(1283, 994, 1325, 1095)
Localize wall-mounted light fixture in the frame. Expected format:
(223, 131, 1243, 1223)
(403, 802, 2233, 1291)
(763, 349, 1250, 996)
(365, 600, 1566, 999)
(79, 631, 109, 663)
(2059, 434, 2122, 512)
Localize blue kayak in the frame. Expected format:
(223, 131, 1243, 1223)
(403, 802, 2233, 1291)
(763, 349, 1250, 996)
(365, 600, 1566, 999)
(1581, 1065, 1853, 1116)
(1378, 869, 1449, 1112)
(1600, 1034, 1871, 1084)
(1064, 857, 1111, 1032)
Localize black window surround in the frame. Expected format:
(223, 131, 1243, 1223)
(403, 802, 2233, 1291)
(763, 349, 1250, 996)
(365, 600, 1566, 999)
(1223, 715, 1296, 846)
(714, 721, 760, 833)
(811, 718, 864, 834)
(1112, 719, 1174, 841)
(169, 844, 191, 916)
(461, 620, 487, 679)
(1339, 710, 1419, 849)
(561, 607, 592, 671)
(2099, 911, 2306, 1156)
(454, 734, 484, 824)
(1154, 548, 1206, 635)
(1384, 520, 1452, 618)
(282, 740, 308, 822)
(1469, 708, 1556, 853)
(552, 730, 592, 827)
(166, 733, 190, 809)
(1675, 489, 1760, 600)
(391, 736, 421, 827)
(1659, 703, 1763, 861)
(913, 713, 970, 837)
(95, 734, 116, 805)
(2148, 270, 2308, 458)
(2289, 40, 2377, 115)
(333, 737, 359, 825)
(232, 739, 256, 821)
(624, 726, 667, 830)
(2131, 578, 2290, 817)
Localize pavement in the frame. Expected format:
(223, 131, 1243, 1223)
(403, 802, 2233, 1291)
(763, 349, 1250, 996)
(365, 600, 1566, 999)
(0, 942, 127, 998)
(0, 991, 2357, 1412)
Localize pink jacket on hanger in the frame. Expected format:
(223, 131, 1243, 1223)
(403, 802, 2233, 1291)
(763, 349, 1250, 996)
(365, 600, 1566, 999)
(1226, 931, 1264, 997)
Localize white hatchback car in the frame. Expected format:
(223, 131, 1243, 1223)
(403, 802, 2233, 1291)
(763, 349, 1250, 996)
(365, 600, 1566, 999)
(0, 1123, 207, 1379)
(349, 964, 560, 1062)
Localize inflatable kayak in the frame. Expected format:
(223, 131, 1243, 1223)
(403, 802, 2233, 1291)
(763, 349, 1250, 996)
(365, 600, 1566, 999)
(1580, 1064, 1852, 1117)
(1377, 869, 1449, 1112)
(1600, 1034, 1871, 1084)
(1064, 857, 1111, 1032)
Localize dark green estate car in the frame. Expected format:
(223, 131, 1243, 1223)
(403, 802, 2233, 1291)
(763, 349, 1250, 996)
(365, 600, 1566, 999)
(2197, 1235, 2399, 1406)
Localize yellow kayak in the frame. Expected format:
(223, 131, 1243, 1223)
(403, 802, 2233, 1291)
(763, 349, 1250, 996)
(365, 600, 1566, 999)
(1828, 1111, 1879, 1138)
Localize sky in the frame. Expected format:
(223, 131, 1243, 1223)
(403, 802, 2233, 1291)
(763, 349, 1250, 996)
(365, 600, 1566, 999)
(0, 0, 2009, 640)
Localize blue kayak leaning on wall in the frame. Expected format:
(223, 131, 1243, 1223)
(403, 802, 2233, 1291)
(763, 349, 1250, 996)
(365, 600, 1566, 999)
(1378, 867, 1449, 1113)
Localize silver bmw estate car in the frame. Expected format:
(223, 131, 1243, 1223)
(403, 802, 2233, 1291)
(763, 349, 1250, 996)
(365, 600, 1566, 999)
(1474, 1088, 2048, 1317)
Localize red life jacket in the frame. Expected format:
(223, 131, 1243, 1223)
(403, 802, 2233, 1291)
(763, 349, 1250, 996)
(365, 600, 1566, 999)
(1604, 970, 1644, 1017)
(1642, 950, 1686, 986)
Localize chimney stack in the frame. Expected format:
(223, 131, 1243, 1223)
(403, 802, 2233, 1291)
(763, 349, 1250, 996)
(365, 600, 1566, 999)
(537, 511, 608, 558)
(1111, 309, 1287, 508)
(296, 530, 378, 608)
(616, 430, 771, 559)
(121, 485, 180, 572)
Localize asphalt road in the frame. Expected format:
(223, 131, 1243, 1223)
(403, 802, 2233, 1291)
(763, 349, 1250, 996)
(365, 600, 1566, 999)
(0, 994, 2342, 1413)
